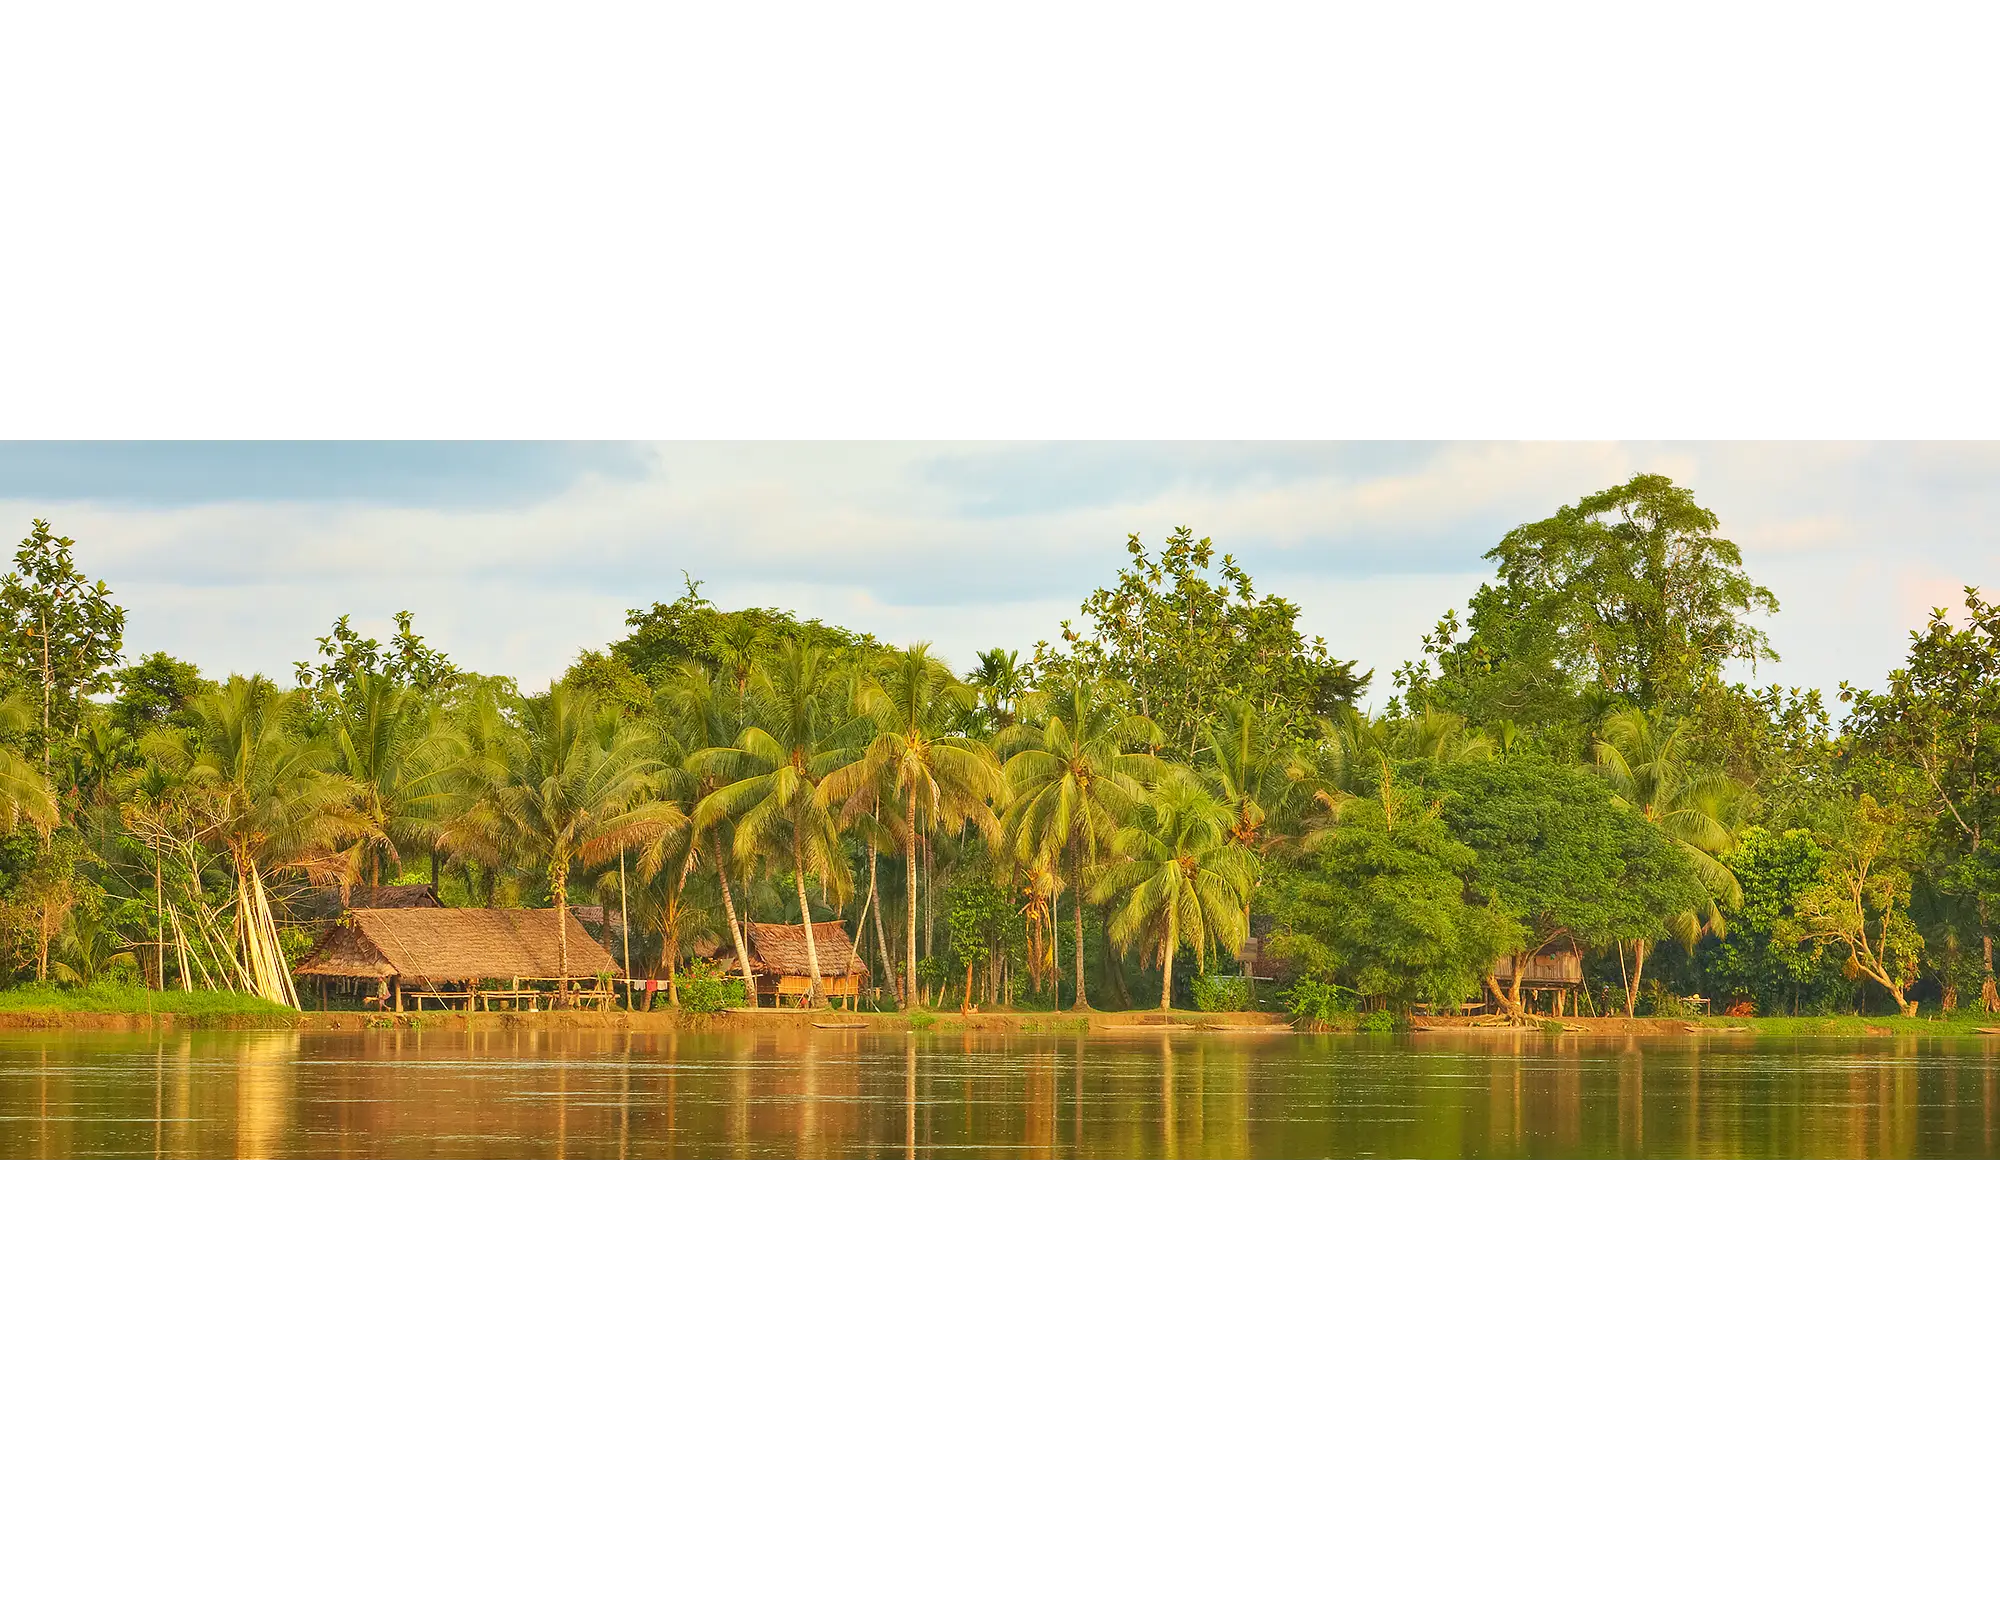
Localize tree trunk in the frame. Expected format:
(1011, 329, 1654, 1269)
(1159, 915, 1176, 1011)
(1051, 888, 1062, 1010)
(1624, 938, 1648, 1018)
(552, 859, 570, 1004)
(1071, 841, 1089, 1010)
(1485, 973, 1526, 1024)
(796, 835, 825, 1005)
(718, 852, 757, 1007)
(905, 790, 920, 1010)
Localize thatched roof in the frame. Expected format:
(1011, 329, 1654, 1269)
(287, 883, 444, 924)
(293, 908, 619, 982)
(744, 920, 866, 979)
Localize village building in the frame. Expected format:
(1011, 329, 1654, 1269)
(1492, 935, 1584, 1014)
(287, 883, 444, 928)
(293, 907, 620, 1011)
(742, 920, 868, 1007)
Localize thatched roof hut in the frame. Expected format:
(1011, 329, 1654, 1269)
(294, 908, 619, 985)
(287, 883, 444, 926)
(743, 920, 867, 1002)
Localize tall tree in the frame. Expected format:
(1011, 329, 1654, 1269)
(692, 641, 865, 1005)
(1408, 474, 1778, 719)
(0, 519, 127, 779)
(657, 662, 761, 1001)
(831, 645, 1004, 1011)
(1273, 769, 1519, 1015)
(1797, 796, 1923, 1016)
(482, 687, 681, 996)
(327, 669, 459, 889)
(1428, 755, 1699, 1020)
(1000, 680, 1159, 1009)
(1036, 529, 1368, 757)
(1840, 588, 2000, 1008)
(1092, 768, 1256, 1010)
(1593, 708, 1746, 1008)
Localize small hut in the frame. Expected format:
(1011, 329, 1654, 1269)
(743, 920, 868, 1006)
(293, 907, 620, 1011)
(1492, 935, 1585, 1013)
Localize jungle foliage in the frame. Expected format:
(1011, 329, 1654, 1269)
(0, 471, 1990, 1021)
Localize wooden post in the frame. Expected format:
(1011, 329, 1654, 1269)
(393, 977, 403, 1014)
(619, 850, 631, 1010)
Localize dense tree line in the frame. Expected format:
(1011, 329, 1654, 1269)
(0, 475, 1992, 1019)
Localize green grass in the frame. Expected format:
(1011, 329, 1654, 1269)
(1694, 1012, 2000, 1037)
(0, 982, 297, 1023)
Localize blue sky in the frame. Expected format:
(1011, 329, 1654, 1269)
(0, 441, 1993, 705)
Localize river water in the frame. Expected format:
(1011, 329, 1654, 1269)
(2, 1026, 1996, 1158)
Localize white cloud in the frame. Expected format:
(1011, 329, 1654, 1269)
(4, 442, 1999, 700)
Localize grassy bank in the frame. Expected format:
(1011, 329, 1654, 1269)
(0, 983, 298, 1027)
(1693, 1012, 2000, 1038)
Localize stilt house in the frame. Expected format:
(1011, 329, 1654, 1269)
(743, 920, 868, 1005)
(293, 907, 620, 1011)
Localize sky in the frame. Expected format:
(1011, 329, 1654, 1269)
(0, 441, 1994, 708)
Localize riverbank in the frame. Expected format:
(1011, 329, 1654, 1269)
(0, 984, 299, 1029)
(8, 989, 1998, 1041)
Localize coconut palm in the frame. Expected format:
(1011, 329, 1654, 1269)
(967, 647, 1029, 730)
(1091, 768, 1257, 1010)
(161, 677, 359, 1003)
(481, 686, 684, 997)
(829, 644, 1005, 1010)
(431, 675, 521, 907)
(656, 661, 761, 1000)
(0, 692, 57, 836)
(1000, 680, 1159, 1009)
(326, 668, 459, 890)
(172, 676, 358, 893)
(1199, 695, 1295, 853)
(1593, 706, 1746, 1011)
(692, 641, 867, 1005)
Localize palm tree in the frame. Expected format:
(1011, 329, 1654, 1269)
(830, 645, 1005, 1010)
(0, 692, 57, 836)
(1200, 695, 1295, 854)
(483, 686, 683, 998)
(1593, 706, 1746, 1013)
(168, 677, 358, 1004)
(327, 668, 458, 890)
(432, 675, 521, 907)
(1000, 680, 1159, 1009)
(52, 905, 139, 987)
(968, 647, 1028, 730)
(692, 641, 866, 1005)
(656, 662, 761, 1001)
(1092, 768, 1256, 1010)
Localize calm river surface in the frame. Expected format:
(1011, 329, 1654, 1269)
(3, 1026, 1997, 1157)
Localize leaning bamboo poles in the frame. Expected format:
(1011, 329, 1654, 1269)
(121, 799, 301, 1008)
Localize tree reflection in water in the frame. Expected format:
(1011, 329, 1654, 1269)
(1, 1028, 1997, 1159)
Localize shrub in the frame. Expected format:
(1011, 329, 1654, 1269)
(1357, 1007, 1402, 1035)
(1644, 980, 1695, 1020)
(677, 963, 745, 1015)
(1283, 976, 1354, 1028)
(1189, 971, 1255, 1012)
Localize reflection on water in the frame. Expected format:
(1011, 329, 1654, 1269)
(1, 1027, 1997, 1159)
